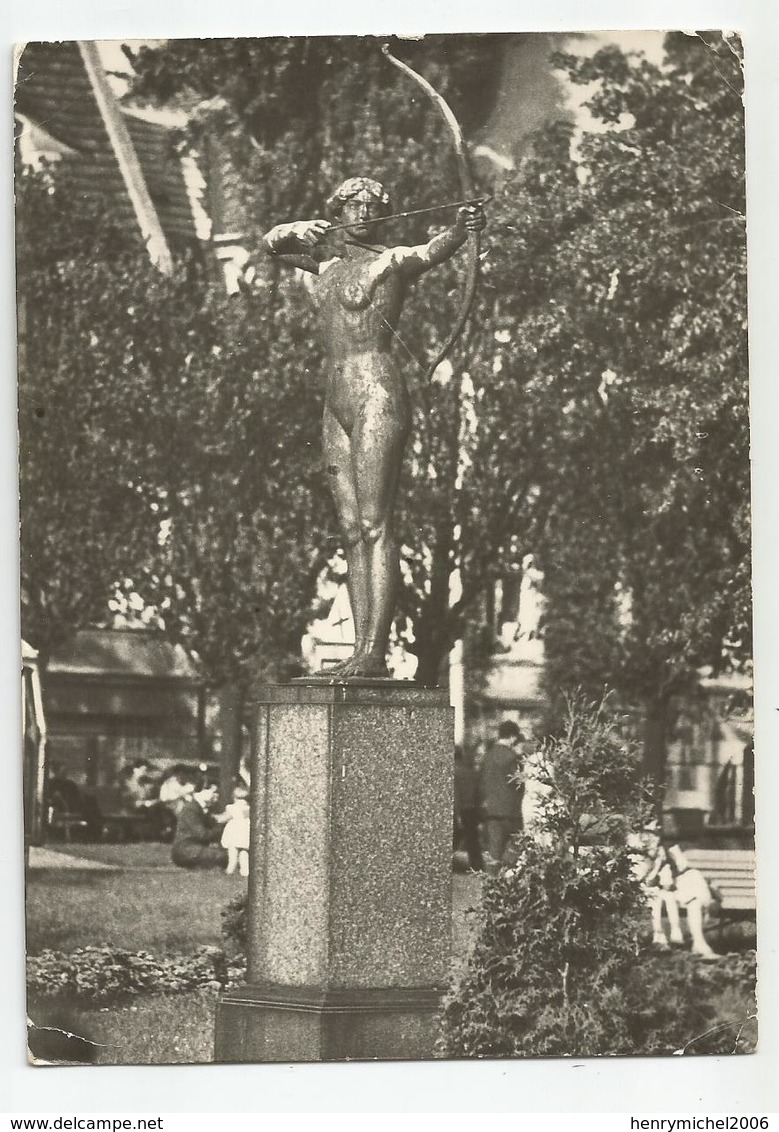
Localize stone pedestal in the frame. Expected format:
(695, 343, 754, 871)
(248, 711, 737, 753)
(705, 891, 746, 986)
(214, 681, 454, 1062)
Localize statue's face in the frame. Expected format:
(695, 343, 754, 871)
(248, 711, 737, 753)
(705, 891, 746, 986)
(339, 196, 385, 239)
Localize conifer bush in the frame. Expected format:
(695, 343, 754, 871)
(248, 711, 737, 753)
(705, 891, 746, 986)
(440, 695, 749, 1057)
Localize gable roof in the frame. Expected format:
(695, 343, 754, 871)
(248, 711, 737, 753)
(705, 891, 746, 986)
(47, 628, 201, 684)
(15, 40, 204, 252)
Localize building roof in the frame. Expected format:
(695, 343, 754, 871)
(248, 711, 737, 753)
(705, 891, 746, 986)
(15, 41, 203, 250)
(479, 656, 547, 710)
(47, 629, 200, 683)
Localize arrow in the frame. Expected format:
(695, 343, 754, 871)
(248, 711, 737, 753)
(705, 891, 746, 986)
(326, 195, 491, 232)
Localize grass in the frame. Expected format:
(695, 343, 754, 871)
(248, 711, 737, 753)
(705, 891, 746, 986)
(43, 841, 178, 868)
(28, 990, 218, 1066)
(26, 849, 243, 1064)
(27, 845, 480, 957)
(27, 847, 243, 1064)
(26, 859, 246, 953)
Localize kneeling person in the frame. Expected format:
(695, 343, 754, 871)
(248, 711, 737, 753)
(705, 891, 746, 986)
(171, 773, 228, 869)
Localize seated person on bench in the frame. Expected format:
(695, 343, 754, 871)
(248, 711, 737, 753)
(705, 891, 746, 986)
(632, 824, 718, 960)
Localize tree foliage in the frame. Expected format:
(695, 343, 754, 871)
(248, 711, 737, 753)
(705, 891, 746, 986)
(18, 167, 331, 683)
(20, 35, 512, 687)
(130, 34, 502, 221)
(20, 31, 750, 715)
(476, 32, 749, 718)
(18, 169, 162, 660)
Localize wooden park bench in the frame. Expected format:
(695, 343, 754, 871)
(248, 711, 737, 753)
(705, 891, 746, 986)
(47, 804, 157, 843)
(684, 847, 756, 923)
(98, 802, 176, 842)
(98, 811, 160, 842)
(46, 806, 89, 842)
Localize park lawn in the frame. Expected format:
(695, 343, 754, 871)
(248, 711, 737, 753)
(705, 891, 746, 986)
(84, 991, 218, 1064)
(43, 842, 176, 868)
(28, 990, 218, 1065)
(26, 864, 247, 953)
(26, 855, 244, 1065)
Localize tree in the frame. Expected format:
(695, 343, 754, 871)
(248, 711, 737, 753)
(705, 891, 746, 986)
(129, 34, 502, 223)
(18, 167, 332, 703)
(22, 32, 748, 765)
(477, 32, 749, 763)
(441, 695, 653, 1056)
(17, 167, 164, 662)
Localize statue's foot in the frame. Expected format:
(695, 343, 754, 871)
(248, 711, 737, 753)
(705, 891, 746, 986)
(329, 654, 391, 679)
(326, 655, 359, 678)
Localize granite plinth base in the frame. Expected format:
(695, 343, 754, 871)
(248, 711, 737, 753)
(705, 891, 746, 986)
(213, 681, 454, 1064)
(214, 983, 442, 1063)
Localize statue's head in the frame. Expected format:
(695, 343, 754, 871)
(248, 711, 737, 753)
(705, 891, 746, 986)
(326, 176, 391, 221)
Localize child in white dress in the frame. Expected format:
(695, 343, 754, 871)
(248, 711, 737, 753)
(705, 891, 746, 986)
(221, 783, 250, 876)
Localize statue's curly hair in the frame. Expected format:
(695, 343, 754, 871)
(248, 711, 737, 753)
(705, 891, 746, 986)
(325, 176, 391, 220)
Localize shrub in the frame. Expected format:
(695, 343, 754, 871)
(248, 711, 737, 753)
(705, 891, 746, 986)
(27, 945, 246, 1005)
(439, 693, 748, 1058)
(221, 892, 249, 957)
(628, 949, 756, 1055)
(442, 854, 647, 1057)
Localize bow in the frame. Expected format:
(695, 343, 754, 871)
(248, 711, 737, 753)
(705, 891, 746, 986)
(382, 43, 481, 382)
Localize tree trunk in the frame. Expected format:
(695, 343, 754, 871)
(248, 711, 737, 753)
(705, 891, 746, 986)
(642, 692, 670, 795)
(414, 634, 449, 688)
(412, 539, 454, 687)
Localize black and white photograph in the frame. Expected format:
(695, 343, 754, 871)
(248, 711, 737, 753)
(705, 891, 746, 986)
(13, 22, 761, 1079)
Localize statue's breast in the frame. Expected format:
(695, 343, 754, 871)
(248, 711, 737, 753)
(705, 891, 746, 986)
(318, 259, 373, 312)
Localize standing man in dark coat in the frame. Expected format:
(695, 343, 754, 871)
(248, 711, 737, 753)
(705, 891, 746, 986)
(171, 773, 229, 869)
(454, 746, 484, 871)
(480, 720, 525, 875)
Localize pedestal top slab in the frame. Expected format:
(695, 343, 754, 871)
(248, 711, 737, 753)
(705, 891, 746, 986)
(254, 682, 449, 707)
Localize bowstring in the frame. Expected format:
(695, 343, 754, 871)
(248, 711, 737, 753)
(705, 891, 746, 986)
(328, 241, 433, 380)
(379, 311, 429, 379)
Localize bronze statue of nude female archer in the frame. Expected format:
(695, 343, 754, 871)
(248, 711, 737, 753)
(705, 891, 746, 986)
(262, 176, 485, 678)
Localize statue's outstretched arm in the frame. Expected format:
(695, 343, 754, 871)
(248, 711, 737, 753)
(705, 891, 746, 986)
(368, 204, 484, 284)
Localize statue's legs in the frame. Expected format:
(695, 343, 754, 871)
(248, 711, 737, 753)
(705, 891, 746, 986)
(322, 394, 408, 677)
(323, 408, 371, 656)
(350, 395, 407, 668)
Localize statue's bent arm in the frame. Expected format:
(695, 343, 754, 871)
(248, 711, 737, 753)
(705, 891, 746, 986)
(261, 221, 330, 275)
